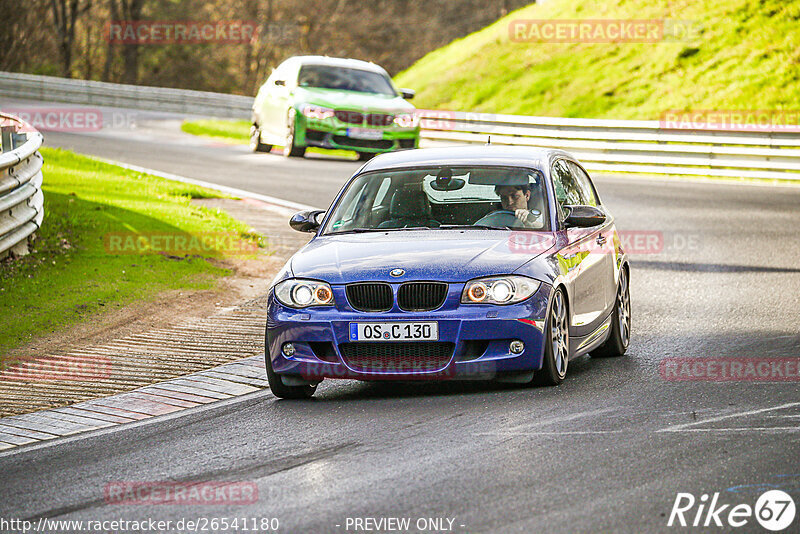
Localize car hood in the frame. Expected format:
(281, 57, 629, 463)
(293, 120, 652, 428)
(289, 231, 557, 284)
(294, 87, 414, 113)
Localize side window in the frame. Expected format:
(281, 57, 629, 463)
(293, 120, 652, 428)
(333, 180, 369, 230)
(373, 177, 392, 207)
(567, 161, 598, 207)
(551, 160, 582, 217)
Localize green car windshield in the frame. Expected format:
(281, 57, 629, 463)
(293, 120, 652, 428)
(323, 166, 550, 234)
(298, 65, 397, 96)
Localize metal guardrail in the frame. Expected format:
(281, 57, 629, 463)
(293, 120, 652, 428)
(418, 111, 800, 180)
(0, 113, 44, 259)
(0, 71, 252, 119)
(2, 71, 799, 180)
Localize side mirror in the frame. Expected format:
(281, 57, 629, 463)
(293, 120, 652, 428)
(564, 205, 606, 228)
(399, 88, 415, 100)
(290, 210, 325, 233)
(274, 79, 286, 86)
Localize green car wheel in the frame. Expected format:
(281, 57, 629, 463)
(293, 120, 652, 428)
(249, 123, 272, 153)
(283, 109, 306, 158)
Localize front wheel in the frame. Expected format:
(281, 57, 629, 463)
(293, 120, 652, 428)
(265, 354, 316, 399)
(249, 124, 272, 153)
(283, 110, 306, 158)
(534, 287, 569, 386)
(592, 266, 631, 357)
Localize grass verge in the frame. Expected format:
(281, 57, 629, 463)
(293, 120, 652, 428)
(0, 147, 262, 362)
(395, 0, 800, 119)
(181, 119, 251, 143)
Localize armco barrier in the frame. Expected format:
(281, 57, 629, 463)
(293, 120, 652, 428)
(417, 111, 800, 180)
(0, 113, 44, 258)
(2, 71, 799, 180)
(0, 71, 252, 119)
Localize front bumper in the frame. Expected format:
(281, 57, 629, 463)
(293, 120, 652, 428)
(266, 282, 553, 381)
(294, 114, 419, 153)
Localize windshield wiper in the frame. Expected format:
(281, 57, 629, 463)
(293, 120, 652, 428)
(438, 224, 511, 230)
(332, 225, 514, 235)
(330, 226, 433, 235)
(329, 228, 384, 234)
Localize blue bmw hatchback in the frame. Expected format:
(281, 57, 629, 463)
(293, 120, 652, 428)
(266, 146, 631, 398)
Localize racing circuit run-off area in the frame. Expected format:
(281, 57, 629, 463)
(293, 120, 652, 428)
(1, 0, 799, 533)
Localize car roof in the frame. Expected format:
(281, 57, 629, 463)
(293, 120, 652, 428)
(358, 145, 576, 174)
(281, 55, 388, 74)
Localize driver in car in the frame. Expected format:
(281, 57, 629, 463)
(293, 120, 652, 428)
(475, 184, 543, 228)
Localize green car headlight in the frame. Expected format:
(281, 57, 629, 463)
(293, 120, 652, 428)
(301, 104, 335, 120)
(393, 113, 419, 128)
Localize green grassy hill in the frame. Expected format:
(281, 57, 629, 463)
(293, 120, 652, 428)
(394, 0, 800, 119)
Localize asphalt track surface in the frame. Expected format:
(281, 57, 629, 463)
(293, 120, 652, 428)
(1, 103, 799, 533)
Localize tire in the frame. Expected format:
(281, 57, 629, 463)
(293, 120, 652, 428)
(265, 353, 317, 399)
(534, 287, 569, 386)
(283, 109, 306, 158)
(357, 152, 375, 161)
(592, 266, 631, 358)
(249, 123, 272, 153)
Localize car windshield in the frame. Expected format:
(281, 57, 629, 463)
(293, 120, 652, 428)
(322, 166, 550, 234)
(297, 65, 397, 96)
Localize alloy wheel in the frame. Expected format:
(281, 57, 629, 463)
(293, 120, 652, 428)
(551, 290, 569, 378)
(617, 269, 631, 348)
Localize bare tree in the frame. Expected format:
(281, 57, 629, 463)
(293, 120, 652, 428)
(102, 0, 119, 81)
(20, 0, 531, 92)
(118, 0, 145, 84)
(0, 1, 41, 71)
(49, 0, 93, 77)
(240, 0, 265, 95)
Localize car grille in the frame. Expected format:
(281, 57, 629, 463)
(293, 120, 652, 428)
(334, 111, 394, 126)
(397, 282, 448, 312)
(305, 129, 326, 142)
(366, 113, 394, 126)
(309, 342, 338, 363)
(332, 136, 393, 149)
(335, 110, 364, 124)
(346, 283, 393, 312)
(339, 342, 454, 373)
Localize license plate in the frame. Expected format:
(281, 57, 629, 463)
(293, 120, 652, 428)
(346, 127, 384, 140)
(350, 322, 438, 342)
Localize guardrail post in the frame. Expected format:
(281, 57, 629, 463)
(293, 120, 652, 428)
(12, 132, 27, 149)
(1, 126, 12, 153)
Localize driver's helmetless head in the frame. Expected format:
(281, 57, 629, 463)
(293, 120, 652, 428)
(495, 185, 531, 211)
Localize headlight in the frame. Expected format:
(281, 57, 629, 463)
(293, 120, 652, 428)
(393, 113, 419, 128)
(461, 276, 540, 305)
(301, 104, 335, 120)
(274, 279, 335, 308)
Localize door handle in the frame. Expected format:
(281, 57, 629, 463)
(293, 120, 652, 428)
(596, 235, 607, 246)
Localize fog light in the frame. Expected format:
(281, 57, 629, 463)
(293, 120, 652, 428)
(282, 343, 296, 357)
(509, 340, 524, 354)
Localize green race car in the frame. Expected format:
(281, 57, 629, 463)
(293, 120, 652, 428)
(250, 56, 420, 160)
